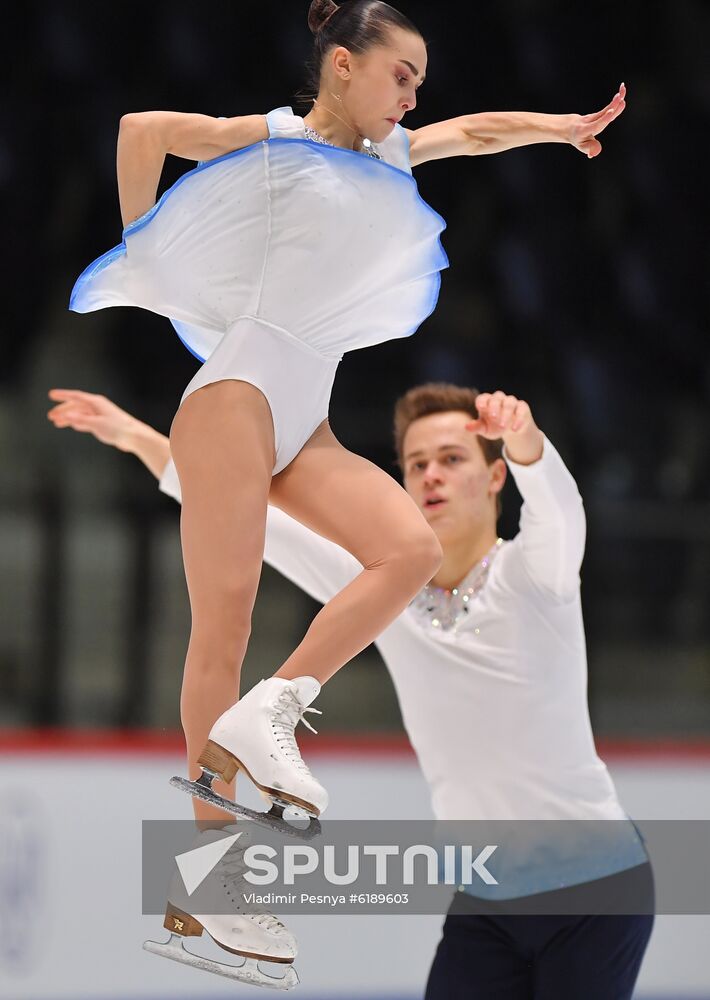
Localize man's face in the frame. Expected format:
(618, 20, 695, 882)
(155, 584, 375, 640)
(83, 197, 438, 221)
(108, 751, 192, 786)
(402, 411, 505, 540)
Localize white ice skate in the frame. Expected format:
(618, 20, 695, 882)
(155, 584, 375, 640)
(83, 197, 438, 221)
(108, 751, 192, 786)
(144, 825, 299, 990)
(171, 677, 327, 838)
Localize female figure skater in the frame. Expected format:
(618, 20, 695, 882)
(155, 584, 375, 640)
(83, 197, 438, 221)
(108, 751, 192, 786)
(71, 0, 625, 831)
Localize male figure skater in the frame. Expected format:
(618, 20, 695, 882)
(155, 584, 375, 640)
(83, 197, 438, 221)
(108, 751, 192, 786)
(49, 383, 653, 998)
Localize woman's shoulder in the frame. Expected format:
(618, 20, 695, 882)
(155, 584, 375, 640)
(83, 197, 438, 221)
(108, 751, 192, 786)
(265, 106, 306, 140)
(376, 124, 412, 175)
(263, 106, 412, 176)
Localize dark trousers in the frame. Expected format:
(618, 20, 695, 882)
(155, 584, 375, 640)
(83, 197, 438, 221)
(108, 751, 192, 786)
(425, 864, 654, 1000)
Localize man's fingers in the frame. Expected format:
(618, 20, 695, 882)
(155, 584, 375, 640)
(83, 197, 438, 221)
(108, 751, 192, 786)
(48, 388, 103, 404)
(475, 392, 492, 414)
(48, 405, 100, 431)
(471, 393, 535, 437)
(48, 406, 74, 421)
(511, 400, 531, 432)
(466, 418, 502, 441)
(487, 390, 508, 421)
(48, 401, 95, 419)
(499, 397, 519, 430)
(49, 414, 85, 428)
(49, 388, 85, 399)
(478, 390, 520, 426)
(48, 401, 77, 415)
(50, 417, 81, 429)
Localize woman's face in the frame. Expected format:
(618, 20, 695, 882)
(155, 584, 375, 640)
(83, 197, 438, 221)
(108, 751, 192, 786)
(333, 27, 427, 143)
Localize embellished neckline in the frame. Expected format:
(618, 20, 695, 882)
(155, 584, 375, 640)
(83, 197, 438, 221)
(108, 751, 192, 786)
(409, 539, 503, 634)
(304, 124, 382, 160)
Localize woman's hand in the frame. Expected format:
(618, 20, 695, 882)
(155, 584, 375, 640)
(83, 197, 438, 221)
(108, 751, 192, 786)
(567, 83, 626, 158)
(47, 389, 139, 450)
(408, 83, 627, 165)
(467, 391, 544, 466)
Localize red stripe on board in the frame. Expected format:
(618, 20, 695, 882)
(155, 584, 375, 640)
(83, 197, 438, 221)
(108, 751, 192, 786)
(0, 729, 415, 758)
(0, 730, 709, 761)
(596, 739, 710, 762)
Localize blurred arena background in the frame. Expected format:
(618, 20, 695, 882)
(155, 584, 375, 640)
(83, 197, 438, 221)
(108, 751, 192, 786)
(1, 1, 708, 997)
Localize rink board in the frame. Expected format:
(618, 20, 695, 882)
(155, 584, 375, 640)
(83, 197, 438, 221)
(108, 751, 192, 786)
(1, 735, 709, 999)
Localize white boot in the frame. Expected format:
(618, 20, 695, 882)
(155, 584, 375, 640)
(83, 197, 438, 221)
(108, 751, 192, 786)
(199, 677, 328, 818)
(144, 825, 299, 990)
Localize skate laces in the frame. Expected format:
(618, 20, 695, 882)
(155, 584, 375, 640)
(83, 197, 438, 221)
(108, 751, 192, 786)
(221, 851, 287, 933)
(270, 688, 322, 774)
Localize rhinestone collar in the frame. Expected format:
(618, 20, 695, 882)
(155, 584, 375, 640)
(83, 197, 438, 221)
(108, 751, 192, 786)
(304, 125, 382, 160)
(409, 538, 503, 634)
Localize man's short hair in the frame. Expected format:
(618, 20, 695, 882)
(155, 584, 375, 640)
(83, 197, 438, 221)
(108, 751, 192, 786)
(393, 382, 504, 517)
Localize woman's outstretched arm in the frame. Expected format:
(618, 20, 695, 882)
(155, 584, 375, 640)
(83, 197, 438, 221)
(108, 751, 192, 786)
(117, 112, 269, 226)
(406, 83, 626, 167)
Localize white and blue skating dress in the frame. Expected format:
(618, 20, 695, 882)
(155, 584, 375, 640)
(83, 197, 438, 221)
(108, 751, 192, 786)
(70, 107, 448, 473)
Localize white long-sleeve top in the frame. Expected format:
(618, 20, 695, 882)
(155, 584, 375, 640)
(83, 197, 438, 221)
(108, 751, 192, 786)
(160, 438, 647, 893)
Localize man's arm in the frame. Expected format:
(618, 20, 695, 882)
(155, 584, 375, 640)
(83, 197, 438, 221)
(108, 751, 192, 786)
(467, 392, 585, 601)
(48, 389, 170, 479)
(505, 438, 586, 601)
(264, 508, 362, 606)
(159, 459, 362, 605)
(47, 390, 362, 606)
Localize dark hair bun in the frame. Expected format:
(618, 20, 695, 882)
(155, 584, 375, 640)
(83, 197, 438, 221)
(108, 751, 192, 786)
(308, 0, 340, 35)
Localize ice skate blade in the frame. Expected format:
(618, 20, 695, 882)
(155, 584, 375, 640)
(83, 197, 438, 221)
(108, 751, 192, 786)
(143, 933, 299, 990)
(170, 775, 322, 841)
(199, 741, 323, 818)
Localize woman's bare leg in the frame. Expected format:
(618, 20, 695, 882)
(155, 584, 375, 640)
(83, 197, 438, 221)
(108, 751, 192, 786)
(170, 380, 275, 823)
(269, 421, 442, 684)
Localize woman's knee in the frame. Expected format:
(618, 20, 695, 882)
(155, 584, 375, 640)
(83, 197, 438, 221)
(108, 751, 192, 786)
(194, 593, 253, 634)
(189, 580, 254, 647)
(382, 525, 442, 590)
(184, 627, 251, 684)
(408, 527, 443, 582)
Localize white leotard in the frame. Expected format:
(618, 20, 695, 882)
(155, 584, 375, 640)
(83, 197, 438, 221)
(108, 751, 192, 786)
(70, 107, 448, 472)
